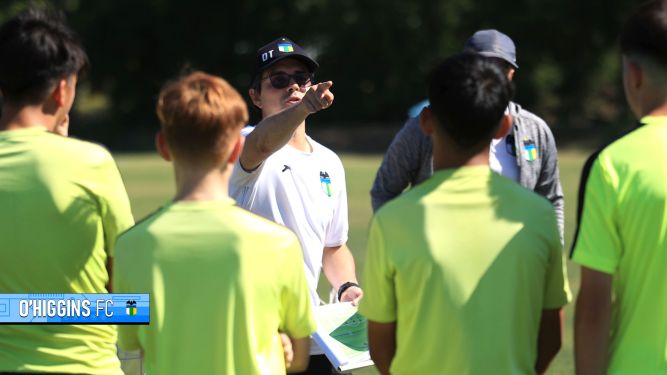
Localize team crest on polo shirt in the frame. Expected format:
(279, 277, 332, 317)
(320, 171, 332, 197)
(523, 138, 538, 161)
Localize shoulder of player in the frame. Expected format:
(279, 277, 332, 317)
(309, 138, 344, 165)
(232, 206, 300, 244)
(49, 134, 116, 166)
(115, 205, 168, 248)
(604, 122, 651, 156)
(495, 173, 555, 213)
(583, 123, 646, 177)
(379, 117, 426, 151)
(401, 116, 427, 139)
(510, 103, 557, 150)
(372, 181, 426, 224)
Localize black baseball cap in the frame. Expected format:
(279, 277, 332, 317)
(463, 29, 519, 69)
(253, 37, 319, 77)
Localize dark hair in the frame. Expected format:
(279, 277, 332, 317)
(250, 74, 262, 93)
(428, 53, 514, 148)
(0, 7, 89, 104)
(620, 0, 667, 64)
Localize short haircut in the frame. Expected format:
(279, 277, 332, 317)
(428, 53, 514, 148)
(156, 71, 248, 165)
(620, 0, 667, 64)
(250, 74, 263, 93)
(0, 7, 88, 104)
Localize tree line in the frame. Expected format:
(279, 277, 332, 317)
(0, 0, 638, 149)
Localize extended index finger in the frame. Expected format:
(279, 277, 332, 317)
(314, 80, 333, 94)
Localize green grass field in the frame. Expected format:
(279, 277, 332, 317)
(115, 148, 589, 375)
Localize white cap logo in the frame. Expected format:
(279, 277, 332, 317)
(261, 49, 275, 62)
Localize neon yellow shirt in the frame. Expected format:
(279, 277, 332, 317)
(572, 116, 667, 374)
(360, 166, 570, 375)
(0, 127, 133, 374)
(114, 199, 316, 375)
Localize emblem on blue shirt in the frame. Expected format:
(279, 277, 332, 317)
(320, 171, 332, 197)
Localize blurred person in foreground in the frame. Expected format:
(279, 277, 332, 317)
(229, 37, 362, 374)
(371, 29, 565, 244)
(0, 7, 134, 375)
(113, 71, 315, 374)
(573, 1, 667, 374)
(359, 53, 571, 375)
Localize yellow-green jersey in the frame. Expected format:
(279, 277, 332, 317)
(571, 116, 667, 374)
(0, 127, 134, 374)
(359, 166, 570, 375)
(114, 199, 316, 375)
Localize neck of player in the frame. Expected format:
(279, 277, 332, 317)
(432, 129, 492, 171)
(0, 103, 62, 132)
(287, 122, 312, 152)
(640, 98, 667, 117)
(172, 162, 232, 202)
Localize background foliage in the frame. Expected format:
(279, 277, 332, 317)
(1, 0, 639, 149)
(0, 1, 634, 372)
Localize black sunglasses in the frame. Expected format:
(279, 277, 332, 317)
(262, 72, 314, 89)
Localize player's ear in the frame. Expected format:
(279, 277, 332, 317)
(227, 135, 244, 164)
(507, 68, 516, 82)
(155, 131, 171, 161)
(627, 59, 643, 89)
(419, 106, 435, 136)
(493, 114, 512, 140)
(248, 88, 262, 109)
(51, 79, 68, 108)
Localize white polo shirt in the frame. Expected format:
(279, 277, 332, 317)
(230, 127, 349, 306)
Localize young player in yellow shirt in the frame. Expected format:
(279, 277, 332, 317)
(360, 53, 570, 375)
(114, 71, 316, 375)
(0, 7, 133, 374)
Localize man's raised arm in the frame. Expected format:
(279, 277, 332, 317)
(240, 81, 334, 171)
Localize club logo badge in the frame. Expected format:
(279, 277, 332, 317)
(523, 138, 537, 161)
(320, 171, 332, 197)
(126, 300, 137, 316)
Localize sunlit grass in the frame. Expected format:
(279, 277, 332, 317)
(115, 149, 590, 375)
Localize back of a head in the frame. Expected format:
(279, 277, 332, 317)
(0, 7, 88, 105)
(156, 71, 248, 165)
(620, 0, 667, 65)
(428, 53, 514, 148)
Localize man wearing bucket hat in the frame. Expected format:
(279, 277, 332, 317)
(371, 29, 564, 244)
(230, 37, 362, 374)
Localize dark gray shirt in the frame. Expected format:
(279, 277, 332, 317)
(371, 101, 565, 243)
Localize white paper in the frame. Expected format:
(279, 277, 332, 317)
(311, 302, 374, 372)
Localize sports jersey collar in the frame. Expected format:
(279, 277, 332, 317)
(431, 165, 493, 181)
(168, 198, 236, 210)
(640, 115, 667, 127)
(285, 135, 317, 155)
(0, 125, 48, 138)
